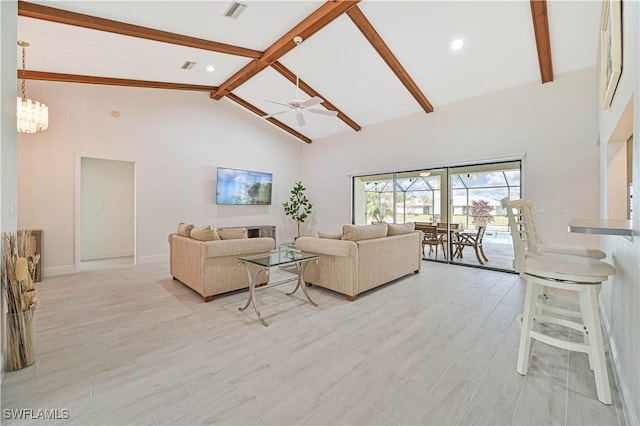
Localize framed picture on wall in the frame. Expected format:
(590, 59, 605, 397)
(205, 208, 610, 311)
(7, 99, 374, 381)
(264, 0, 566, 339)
(600, 0, 622, 109)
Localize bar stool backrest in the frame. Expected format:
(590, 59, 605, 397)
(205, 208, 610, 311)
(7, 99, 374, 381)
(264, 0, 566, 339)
(514, 199, 543, 249)
(501, 197, 536, 272)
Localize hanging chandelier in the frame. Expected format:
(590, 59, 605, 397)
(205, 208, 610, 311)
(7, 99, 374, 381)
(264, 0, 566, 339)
(17, 41, 48, 133)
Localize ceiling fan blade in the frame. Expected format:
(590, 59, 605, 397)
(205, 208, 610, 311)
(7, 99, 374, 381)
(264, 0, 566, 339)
(296, 111, 306, 127)
(308, 108, 339, 117)
(263, 110, 289, 119)
(301, 97, 324, 107)
(265, 99, 291, 107)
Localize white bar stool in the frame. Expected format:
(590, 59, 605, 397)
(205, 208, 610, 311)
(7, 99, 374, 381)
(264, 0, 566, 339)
(509, 199, 610, 330)
(502, 198, 616, 405)
(509, 199, 607, 259)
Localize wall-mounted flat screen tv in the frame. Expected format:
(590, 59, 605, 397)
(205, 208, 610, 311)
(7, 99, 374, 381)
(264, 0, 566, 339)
(216, 167, 273, 205)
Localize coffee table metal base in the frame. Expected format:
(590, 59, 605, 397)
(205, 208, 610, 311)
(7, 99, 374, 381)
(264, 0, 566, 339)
(238, 256, 317, 327)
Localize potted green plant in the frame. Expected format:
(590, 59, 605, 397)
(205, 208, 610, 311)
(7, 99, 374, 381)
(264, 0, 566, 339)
(283, 181, 313, 239)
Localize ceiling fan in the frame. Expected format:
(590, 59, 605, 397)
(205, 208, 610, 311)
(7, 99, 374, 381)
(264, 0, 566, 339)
(263, 36, 338, 127)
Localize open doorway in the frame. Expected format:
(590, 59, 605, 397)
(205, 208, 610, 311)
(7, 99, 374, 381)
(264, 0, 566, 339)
(79, 157, 135, 271)
(606, 98, 634, 221)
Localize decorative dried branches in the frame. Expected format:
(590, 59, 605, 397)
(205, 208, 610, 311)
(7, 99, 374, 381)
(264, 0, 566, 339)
(2, 231, 37, 370)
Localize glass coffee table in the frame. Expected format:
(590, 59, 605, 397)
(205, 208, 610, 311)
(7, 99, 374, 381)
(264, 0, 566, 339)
(237, 249, 318, 326)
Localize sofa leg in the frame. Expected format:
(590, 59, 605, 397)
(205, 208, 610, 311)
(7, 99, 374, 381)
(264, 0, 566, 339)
(305, 282, 313, 287)
(259, 282, 268, 287)
(203, 295, 214, 303)
(172, 276, 177, 280)
(414, 269, 420, 274)
(346, 295, 356, 302)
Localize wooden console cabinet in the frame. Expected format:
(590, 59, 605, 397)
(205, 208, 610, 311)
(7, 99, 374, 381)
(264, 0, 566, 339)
(220, 225, 276, 245)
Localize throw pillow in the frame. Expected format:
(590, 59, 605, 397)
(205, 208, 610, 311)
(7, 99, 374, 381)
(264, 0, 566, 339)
(177, 223, 194, 237)
(218, 227, 248, 240)
(342, 223, 388, 242)
(190, 225, 220, 241)
(318, 231, 342, 240)
(387, 222, 415, 236)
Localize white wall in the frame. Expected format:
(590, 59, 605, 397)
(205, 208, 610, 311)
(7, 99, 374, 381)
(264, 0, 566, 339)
(17, 81, 304, 275)
(80, 157, 135, 261)
(303, 67, 601, 252)
(597, 0, 640, 423)
(0, 0, 18, 383)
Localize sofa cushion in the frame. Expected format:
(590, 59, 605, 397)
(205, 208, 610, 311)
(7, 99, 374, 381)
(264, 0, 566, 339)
(177, 223, 194, 237)
(342, 223, 388, 242)
(318, 231, 342, 240)
(190, 225, 220, 241)
(387, 222, 415, 236)
(218, 227, 248, 240)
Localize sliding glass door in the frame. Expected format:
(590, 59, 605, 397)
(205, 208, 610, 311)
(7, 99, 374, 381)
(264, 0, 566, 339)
(352, 160, 521, 272)
(448, 161, 521, 271)
(353, 169, 445, 225)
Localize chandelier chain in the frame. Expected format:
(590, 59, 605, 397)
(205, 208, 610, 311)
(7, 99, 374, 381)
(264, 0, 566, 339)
(21, 46, 27, 100)
(16, 41, 49, 133)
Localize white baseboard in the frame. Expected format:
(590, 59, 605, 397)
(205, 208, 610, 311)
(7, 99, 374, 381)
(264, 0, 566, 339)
(136, 254, 168, 264)
(81, 249, 134, 261)
(42, 257, 166, 275)
(601, 308, 638, 426)
(43, 265, 76, 277)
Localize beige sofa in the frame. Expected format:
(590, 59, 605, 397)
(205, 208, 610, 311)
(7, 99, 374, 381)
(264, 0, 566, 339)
(168, 226, 274, 302)
(294, 222, 422, 301)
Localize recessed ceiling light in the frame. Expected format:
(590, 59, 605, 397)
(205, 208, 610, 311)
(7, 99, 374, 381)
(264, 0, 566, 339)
(206, 65, 216, 72)
(450, 38, 464, 51)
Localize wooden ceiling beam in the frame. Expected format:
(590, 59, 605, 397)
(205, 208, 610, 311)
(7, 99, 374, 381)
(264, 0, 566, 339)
(226, 93, 312, 144)
(346, 6, 433, 113)
(18, 70, 218, 91)
(271, 61, 361, 132)
(530, 0, 553, 83)
(23, 70, 310, 143)
(17, 1, 262, 58)
(211, 1, 361, 100)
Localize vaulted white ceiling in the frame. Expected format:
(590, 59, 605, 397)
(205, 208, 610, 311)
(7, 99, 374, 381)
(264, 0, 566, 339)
(16, 1, 602, 143)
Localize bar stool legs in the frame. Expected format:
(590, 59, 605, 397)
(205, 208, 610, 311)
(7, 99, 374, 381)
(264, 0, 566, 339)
(580, 285, 612, 404)
(516, 278, 537, 375)
(516, 273, 612, 405)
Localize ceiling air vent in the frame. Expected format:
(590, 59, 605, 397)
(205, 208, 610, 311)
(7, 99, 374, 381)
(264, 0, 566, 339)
(223, 2, 247, 19)
(181, 61, 196, 70)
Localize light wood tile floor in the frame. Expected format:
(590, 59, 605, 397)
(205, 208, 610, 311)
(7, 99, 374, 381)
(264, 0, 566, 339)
(1, 261, 625, 425)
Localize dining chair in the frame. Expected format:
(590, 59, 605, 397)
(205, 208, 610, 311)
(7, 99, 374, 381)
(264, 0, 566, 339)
(414, 221, 433, 227)
(437, 222, 459, 259)
(501, 197, 616, 404)
(415, 223, 445, 259)
(454, 225, 488, 264)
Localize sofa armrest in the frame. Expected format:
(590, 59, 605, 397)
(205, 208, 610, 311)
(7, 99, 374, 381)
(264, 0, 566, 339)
(295, 237, 358, 257)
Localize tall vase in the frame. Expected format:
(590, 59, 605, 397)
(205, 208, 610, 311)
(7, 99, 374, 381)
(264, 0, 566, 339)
(6, 308, 35, 371)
